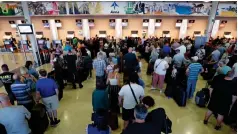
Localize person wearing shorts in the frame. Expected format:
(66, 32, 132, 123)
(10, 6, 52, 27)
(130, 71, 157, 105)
(36, 69, 60, 127)
(119, 72, 144, 132)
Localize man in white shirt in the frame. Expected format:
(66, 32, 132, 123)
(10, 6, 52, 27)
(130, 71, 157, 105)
(0, 93, 31, 134)
(118, 72, 144, 131)
(176, 44, 186, 54)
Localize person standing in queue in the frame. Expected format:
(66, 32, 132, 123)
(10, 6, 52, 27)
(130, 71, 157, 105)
(65, 49, 79, 89)
(36, 69, 61, 127)
(123, 47, 138, 84)
(0, 64, 15, 105)
(118, 72, 144, 132)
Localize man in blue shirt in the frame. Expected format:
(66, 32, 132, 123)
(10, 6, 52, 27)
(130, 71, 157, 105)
(162, 41, 171, 56)
(36, 69, 60, 127)
(186, 56, 204, 99)
(11, 74, 34, 111)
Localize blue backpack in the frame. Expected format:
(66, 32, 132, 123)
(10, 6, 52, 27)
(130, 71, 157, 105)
(87, 124, 110, 134)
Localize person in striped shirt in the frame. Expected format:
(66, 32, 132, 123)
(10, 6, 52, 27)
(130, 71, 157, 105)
(11, 73, 34, 112)
(186, 56, 204, 99)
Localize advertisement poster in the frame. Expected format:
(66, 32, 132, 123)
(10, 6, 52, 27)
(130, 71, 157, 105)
(0, 3, 23, 16)
(0, 2, 236, 17)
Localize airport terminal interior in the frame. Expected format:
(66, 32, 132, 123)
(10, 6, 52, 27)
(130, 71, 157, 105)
(0, 1, 237, 134)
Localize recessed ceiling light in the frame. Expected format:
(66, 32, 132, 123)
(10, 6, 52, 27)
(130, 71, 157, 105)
(204, 1, 210, 2)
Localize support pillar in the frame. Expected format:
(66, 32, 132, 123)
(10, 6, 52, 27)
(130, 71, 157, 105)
(148, 19, 155, 37)
(115, 19, 122, 39)
(21, 1, 41, 66)
(211, 20, 220, 38)
(82, 19, 90, 39)
(49, 19, 58, 40)
(179, 19, 188, 39)
(205, 1, 219, 41)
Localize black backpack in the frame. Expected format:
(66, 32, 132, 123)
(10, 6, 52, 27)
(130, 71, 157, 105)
(195, 88, 210, 107)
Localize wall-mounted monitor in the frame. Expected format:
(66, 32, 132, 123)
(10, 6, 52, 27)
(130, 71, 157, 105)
(21, 20, 26, 24)
(5, 32, 12, 36)
(76, 19, 82, 27)
(155, 19, 162, 27)
(143, 19, 149, 27)
(55, 20, 62, 27)
(189, 20, 195, 23)
(4, 40, 11, 45)
(99, 31, 107, 38)
(109, 19, 116, 27)
(53, 40, 62, 44)
(221, 20, 227, 24)
(36, 31, 43, 39)
(89, 19, 95, 27)
(67, 31, 75, 39)
(42, 20, 49, 28)
(17, 24, 33, 34)
(37, 39, 45, 45)
(9, 21, 16, 28)
(176, 19, 182, 27)
(224, 32, 232, 38)
(131, 31, 138, 37)
(194, 31, 201, 37)
(162, 31, 170, 37)
(122, 19, 128, 27)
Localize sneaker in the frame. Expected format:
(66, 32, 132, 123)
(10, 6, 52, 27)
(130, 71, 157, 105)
(79, 84, 83, 89)
(50, 121, 56, 127)
(214, 125, 221, 130)
(160, 90, 163, 94)
(203, 120, 208, 125)
(54, 120, 61, 125)
(73, 85, 77, 89)
(151, 86, 156, 90)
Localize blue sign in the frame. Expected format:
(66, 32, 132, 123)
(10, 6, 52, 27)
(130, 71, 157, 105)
(111, 2, 119, 10)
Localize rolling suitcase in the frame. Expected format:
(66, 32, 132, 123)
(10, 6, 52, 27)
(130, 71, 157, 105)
(108, 112, 119, 130)
(173, 86, 187, 107)
(29, 103, 49, 134)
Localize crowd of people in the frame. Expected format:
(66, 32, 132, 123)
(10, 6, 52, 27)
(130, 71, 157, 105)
(0, 35, 237, 134)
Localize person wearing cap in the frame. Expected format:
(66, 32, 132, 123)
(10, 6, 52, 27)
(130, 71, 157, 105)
(186, 56, 204, 99)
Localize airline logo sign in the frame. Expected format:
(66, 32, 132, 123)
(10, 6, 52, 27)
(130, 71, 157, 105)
(111, 2, 119, 13)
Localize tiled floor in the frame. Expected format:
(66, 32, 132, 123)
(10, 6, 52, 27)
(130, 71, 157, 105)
(0, 53, 235, 134)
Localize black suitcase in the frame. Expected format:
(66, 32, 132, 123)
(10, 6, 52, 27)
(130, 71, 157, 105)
(173, 86, 187, 107)
(108, 112, 119, 130)
(173, 81, 187, 107)
(29, 103, 49, 134)
(165, 82, 174, 97)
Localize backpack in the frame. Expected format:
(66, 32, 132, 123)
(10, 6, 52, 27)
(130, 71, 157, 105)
(22, 75, 36, 92)
(195, 88, 210, 107)
(87, 124, 110, 134)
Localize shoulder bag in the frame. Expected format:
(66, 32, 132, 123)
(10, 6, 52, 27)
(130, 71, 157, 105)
(128, 83, 139, 104)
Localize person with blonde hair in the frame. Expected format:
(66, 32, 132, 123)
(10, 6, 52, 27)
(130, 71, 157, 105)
(20, 66, 37, 92)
